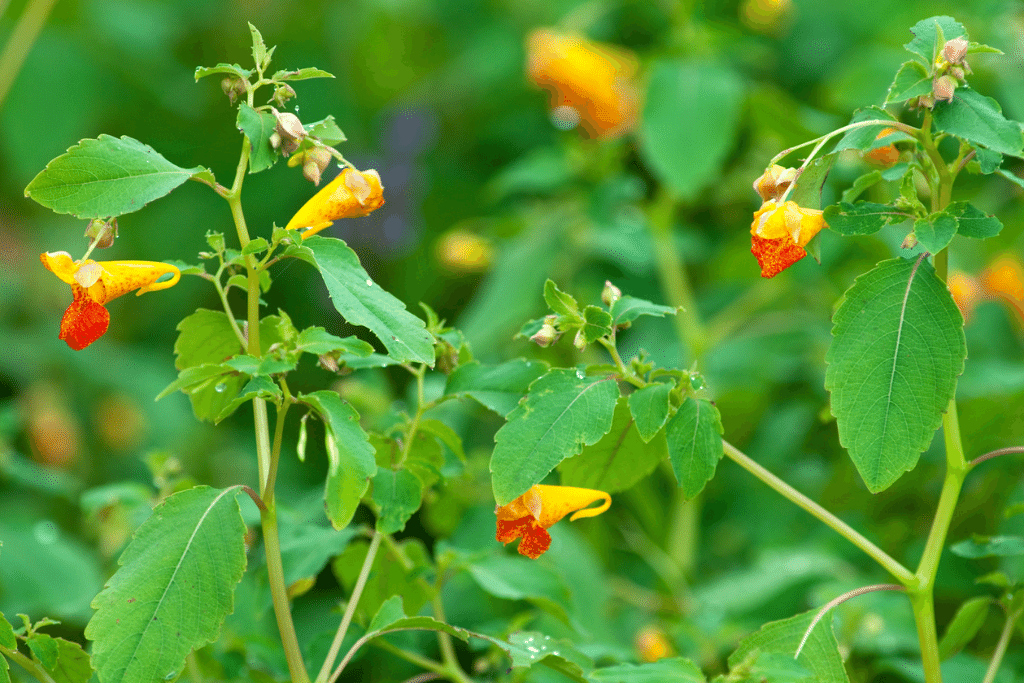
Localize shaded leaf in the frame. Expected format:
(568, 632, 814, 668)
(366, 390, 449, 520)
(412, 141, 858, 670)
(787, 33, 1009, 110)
(824, 201, 913, 236)
(627, 382, 673, 443)
(279, 521, 357, 588)
(665, 398, 724, 500)
(304, 237, 435, 365)
(300, 391, 377, 530)
(85, 486, 247, 683)
(215, 376, 281, 424)
(296, 327, 374, 357)
(490, 369, 619, 505)
(24, 135, 208, 218)
(609, 296, 678, 327)
(0, 612, 15, 649)
(886, 61, 933, 105)
(445, 359, 548, 416)
(947, 201, 1003, 239)
(825, 258, 966, 492)
(581, 305, 612, 343)
(933, 87, 1024, 157)
(372, 468, 422, 534)
(589, 658, 706, 683)
(236, 104, 279, 174)
(951, 535, 1024, 558)
(639, 60, 743, 200)
(905, 16, 966, 64)
(728, 609, 849, 683)
(466, 555, 571, 625)
(939, 596, 991, 660)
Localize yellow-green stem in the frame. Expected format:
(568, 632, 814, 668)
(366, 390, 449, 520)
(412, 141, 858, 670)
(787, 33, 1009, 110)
(431, 592, 474, 683)
(909, 590, 941, 683)
(371, 639, 446, 675)
(723, 440, 915, 585)
(0, 0, 58, 107)
(982, 600, 1024, 683)
(0, 644, 57, 683)
(261, 505, 310, 683)
(263, 379, 291, 507)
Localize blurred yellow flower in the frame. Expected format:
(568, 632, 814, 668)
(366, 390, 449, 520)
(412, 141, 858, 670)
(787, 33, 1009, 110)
(285, 167, 385, 238)
(495, 484, 610, 559)
(526, 28, 638, 139)
(982, 254, 1024, 324)
(635, 625, 672, 662)
(947, 270, 982, 322)
(750, 199, 826, 278)
(40, 251, 180, 350)
(741, 0, 792, 34)
(435, 229, 493, 273)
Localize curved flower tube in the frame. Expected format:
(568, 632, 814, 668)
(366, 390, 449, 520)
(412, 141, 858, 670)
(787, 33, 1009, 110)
(40, 251, 180, 350)
(285, 167, 385, 238)
(495, 484, 611, 559)
(750, 199, 827, 278)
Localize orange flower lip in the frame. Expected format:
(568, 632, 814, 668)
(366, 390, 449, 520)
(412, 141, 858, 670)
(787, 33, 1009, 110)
(285, 167, 385, 238)
(495, 484, 611, 559)
(41, 251, 180, 350)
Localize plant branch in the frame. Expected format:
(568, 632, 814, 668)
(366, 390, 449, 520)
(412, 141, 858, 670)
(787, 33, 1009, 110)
(260, 504, 310, 683)
(970, 446, 1024, 468)
(722, 440, 915, 585)
(768, 119, 920, 169)
(316, 530, 383, 683)
(212, 265, 246, 347)
(795, 584, 904, 658)
(0, 644, 57, 683)
(982, 599, 1024, 683)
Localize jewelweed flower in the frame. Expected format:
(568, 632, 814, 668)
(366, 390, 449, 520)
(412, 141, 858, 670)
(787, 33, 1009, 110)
(981, 254, 1024, 323)
(865, 127, 900, 167)
(526, 28, 638, 139)
(948, 270, 982, 322)
(40, 251, 180, 350)
(495, 484, 611, 559)
(285, 167, 385, 238)
(635, 625, 671, 663)
(750, 199, 827, 278)
(752, 164, 797, 203)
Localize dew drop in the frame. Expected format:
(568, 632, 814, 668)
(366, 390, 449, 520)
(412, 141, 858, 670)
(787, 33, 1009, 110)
(575, 369, 585, 380)
(366, 279, 373, 286)
(214, 382, 227, 393)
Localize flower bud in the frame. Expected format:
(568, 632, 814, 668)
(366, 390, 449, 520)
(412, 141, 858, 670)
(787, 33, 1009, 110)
(273, 110, 306, 143)
(85, 218, 118, 249)
(601, 280, 622, 308)
(901, 232, 919, 250)
(949, 66, 965, 81)
(943, 37, 969, 65)
(220, 76, 246, 105)
(318, 354, 340, 373)
(752, 165, 798, 202)
(933, 75, 957, 103)
(302, 147, 333, 186)
(269, 131, 282, 150)
(530, 320, 559, 347)
(572, 329, 587, 351)
(271, 83, 296, 108)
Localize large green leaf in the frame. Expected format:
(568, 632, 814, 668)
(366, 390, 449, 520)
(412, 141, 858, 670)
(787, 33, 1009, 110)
(24, 135, 208, 218)
(300, 390, 377, 530)
(23, 635, 90, 683)
(665, 398, 724, 500)
(727, 610, 849, 683)
(638, 60, 743, 201)
(824, 201, 913, 236)
(559, 397, 665, 493)
(913, 212, 958, 254)
(303, 236, 435, 365)
(445, 359, 548, 416)
(372, 468, 422, 534)
(947, 201, 1003, 239)
(85, 486, 247, 683)
(825, 258, 966, 492)
(933, 87, 1024, 157)
(589, 658, 705, 683)
(904, 16, 966, 64)
(490, 369, 619, 505)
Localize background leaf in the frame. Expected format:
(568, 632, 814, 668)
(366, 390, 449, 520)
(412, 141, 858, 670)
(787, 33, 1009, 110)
(24, 135, 207, 218)
(824, 258, 966, 492)
(727, 609, 849, 683)
(85, 486, 246, 683)
(445, 360, 548, 416)
(665, 398, 724, 500)
(490, 369, 618, 505)
(372, 468, 422, 534)
(589, 658, 705, 683)
(938, 596, 991, 660)
(304, 236, 435, 365)
(638, 60, 743, 201)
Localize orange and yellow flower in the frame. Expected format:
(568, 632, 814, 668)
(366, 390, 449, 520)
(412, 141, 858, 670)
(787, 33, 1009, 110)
(750, 199, 827, 278)
(285, 167, 385, 238)
(495, 484, 611, 559)
(526, 28, 638, 139)
(40, 251, 180, 350)
(865, 127, 901, 167)
(981, 254, 1024, 324)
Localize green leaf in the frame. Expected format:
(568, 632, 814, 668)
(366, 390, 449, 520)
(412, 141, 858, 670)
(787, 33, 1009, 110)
(172, 310, 248, 422)
(214, 376, 281, 424)
(609, 296, 678, 327)
(272, 67, 336, 81)
(279, 521, 356, 588)
(193, 63, 252, 81)
(240, 237, 269, 256)
(466, 555, 571, 625)
(885, 61, 934, 105)
(970, 147, 1003, 174)
(665, 398, 724, 500)
(222, 354, 296, 376)
(236, 104, 279, 174)
(627, 382, 673, 443)
(905, 16, 966, 64)
(27, 633, 58, 670)
(841, 170, 884, 203)
(950, 535, 1024, 558)
(372, 468, 422, 534)
(155, 363, 232, 401)
(300, 391, 377, 530)
(913, 212, 959, 254)
(0, 611, 15, 649)
(332, 539, 432, 624)
(490, 369, 619, 505)
(24, 135, 208, 218)
(295, 327, 374, 356)
(304, 236, 435, 365)
(933, 87, 1024, 157)
(825, 258, 966, 492)
(589, 658, 706, 683)
(638, 60, 743, 200)
(581, 305, 613, 343)
(304, 116, 346, 145)
(728, 610, 849, 683)
(248, 22, 269, 69)
(367, 595, 406, 632)
(559, 397, 666, 494)
(402, 432, 445, 487)
(823, 201, 913, 236)
(543, 279, 579, 317)
(939, 596, 991, 660)
(833, 107, 900, 153)
(0, 653, 8, 683)
(27, 636, 90, 683)
(489, 631, 588, 682)
(417, 419, 466, 462)
(85, 486, 247, 683)
(791, 155, 836, 211)
(947, 201, 1003, 238)
(444, 359, 548, 416)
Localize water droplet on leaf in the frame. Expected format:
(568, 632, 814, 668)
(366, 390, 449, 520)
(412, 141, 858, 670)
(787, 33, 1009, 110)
(214, 382, 227, 393)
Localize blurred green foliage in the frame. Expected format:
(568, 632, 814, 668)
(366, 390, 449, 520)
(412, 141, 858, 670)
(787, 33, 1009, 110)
(2, 0, 1023, 682)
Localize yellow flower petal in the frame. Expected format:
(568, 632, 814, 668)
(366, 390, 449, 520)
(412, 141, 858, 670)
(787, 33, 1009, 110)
(285, 167, 385, 236)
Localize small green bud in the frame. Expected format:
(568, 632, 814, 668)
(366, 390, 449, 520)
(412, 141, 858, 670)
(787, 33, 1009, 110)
(84, 218, 118, 249)
(902, 232, 919, 250)
(530, 322, 559, 347)
(220, 76, 246, 105)
(572, 329, 587, 351)
(601, 280, 622, 308)
(271, 83, 296, 108)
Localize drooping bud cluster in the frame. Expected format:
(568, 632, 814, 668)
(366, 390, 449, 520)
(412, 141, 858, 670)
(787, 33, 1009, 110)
(748, 165, 827, 278)
(85, 218, 118, 250)
(220, 76, 247, 105)
(919, 36, 974, 108)
(287, 145, 334, 185)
